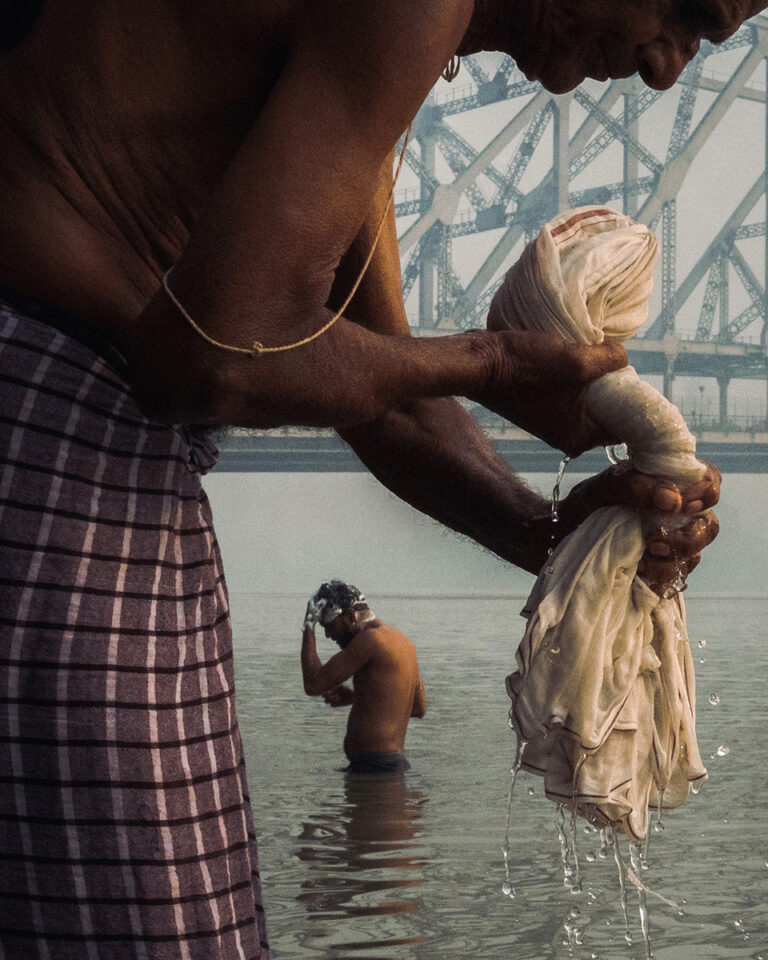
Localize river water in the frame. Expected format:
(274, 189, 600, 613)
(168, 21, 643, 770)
(230, 592, 768, 960)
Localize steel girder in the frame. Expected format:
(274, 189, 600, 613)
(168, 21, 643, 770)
(396, 18, 768, 356)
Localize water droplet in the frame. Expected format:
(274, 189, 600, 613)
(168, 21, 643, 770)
(527, 787, 535, 796)
(574, 929, 585, 945)
(744, 932, 751, 941)
(691, 780, 704, 795)
(549, 646, 560, 655)
(570, 907, 581, 918)
(654, 820, 665, 833)
(677, 908, 686, 917)
(734, 919, 744, 931)
(605, 443, 629, 464)
(624, 932, 633, 944)
(699, 658, 706, 664)
(716, 745, 730, 757)
(586, 852, 595, 862)
(698, 639, 706, 648)
(501, 881, 513, 896)
(708, 693, 720, 706)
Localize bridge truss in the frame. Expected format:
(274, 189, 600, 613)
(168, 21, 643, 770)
(396, 16, 768, 428)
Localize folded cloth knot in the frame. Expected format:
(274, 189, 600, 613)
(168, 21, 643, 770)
(180, 426, 220, 475)
(495, 207, 707, 840)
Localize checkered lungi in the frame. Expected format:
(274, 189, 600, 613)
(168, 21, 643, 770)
(0, 292, 270, 959)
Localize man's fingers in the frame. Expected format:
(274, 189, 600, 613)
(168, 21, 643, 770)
(681, 461, 722, 513)
(504, 332, 627, 385)
(642, 513, 719, 574)
(624, 471, 682, 513)
(569, 466, 682, 518)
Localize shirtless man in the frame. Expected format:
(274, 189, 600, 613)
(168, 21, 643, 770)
(0, 0, 756, 954)
(301, 581, 425, 774)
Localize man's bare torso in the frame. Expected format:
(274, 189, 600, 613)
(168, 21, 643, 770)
(344, 624, 420, 756)
(0, 0, 299, 345)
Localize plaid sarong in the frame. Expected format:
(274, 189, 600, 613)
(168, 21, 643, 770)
(0, 293, 270, 959)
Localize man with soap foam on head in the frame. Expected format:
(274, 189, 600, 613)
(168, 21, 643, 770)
(301, 580, 425, 773)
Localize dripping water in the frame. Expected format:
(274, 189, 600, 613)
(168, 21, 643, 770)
(598, 828, 608, 859)
(547, 455, 571, 571)
(642, 811, 653, 867)
(611, 829, 633, 945)
(501, 736, 527, 898)
(654, 789, 666, 833)
(555, 804, 577, 890)
(566, 753, 587, 894)
(630, 843, 655, 959)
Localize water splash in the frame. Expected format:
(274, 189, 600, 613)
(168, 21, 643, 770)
(708, 693, 720, 706)
(563, 905, 582, 958)
(716, 745, 730, 757)
(501, 737, 527, 899)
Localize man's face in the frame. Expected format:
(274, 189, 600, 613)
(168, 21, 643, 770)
(511, 0, 765, 94)
(323, 610, 357, 648)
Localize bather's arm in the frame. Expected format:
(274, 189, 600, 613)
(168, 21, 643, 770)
(331, 160, 719, 575)
(411, 675, 426, 719)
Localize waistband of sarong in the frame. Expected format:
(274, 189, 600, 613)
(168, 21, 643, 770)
(344, 751, 411, 774)
(0, 284, 128, 375)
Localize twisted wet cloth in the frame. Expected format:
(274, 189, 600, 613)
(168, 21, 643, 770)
(491, 208, 708, 841)
(0, 291, 270, 958)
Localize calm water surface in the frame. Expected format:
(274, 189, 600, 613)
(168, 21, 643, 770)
(231, 594, 768, 960)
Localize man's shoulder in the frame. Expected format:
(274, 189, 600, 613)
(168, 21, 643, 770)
(358, 622, 413, 651)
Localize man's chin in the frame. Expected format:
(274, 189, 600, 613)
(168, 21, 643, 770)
(538, 68, 583, 94)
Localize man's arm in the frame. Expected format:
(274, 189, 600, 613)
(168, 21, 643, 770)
(301, 625, 375, 697)
(411, 675, 426, 719)
(333, 158, 720, 574)
(126, 0, 625, 443)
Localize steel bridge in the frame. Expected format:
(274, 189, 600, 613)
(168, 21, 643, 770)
(220, 17, 768, 472)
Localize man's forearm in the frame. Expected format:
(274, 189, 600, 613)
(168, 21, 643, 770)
(339, 397, 554, 574)
(301, 627, 324, 695)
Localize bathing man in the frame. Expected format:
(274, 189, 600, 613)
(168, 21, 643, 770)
(301, 581, 425, 773)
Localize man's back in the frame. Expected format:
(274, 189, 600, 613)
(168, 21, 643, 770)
(344, 623, 422, 756)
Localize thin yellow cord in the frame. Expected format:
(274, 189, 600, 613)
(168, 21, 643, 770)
(162, 125, 412, 357)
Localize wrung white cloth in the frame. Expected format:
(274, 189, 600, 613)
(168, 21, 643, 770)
(494, 207, 708, 841)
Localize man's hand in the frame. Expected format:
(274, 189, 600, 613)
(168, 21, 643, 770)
(303, 596, 326, 631)
(323, 684, 354, 708)
(470, 330, 628, 456)
(558, 460, 721, 595)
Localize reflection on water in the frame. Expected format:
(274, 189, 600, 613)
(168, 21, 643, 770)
(294, 774, 427, 958)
